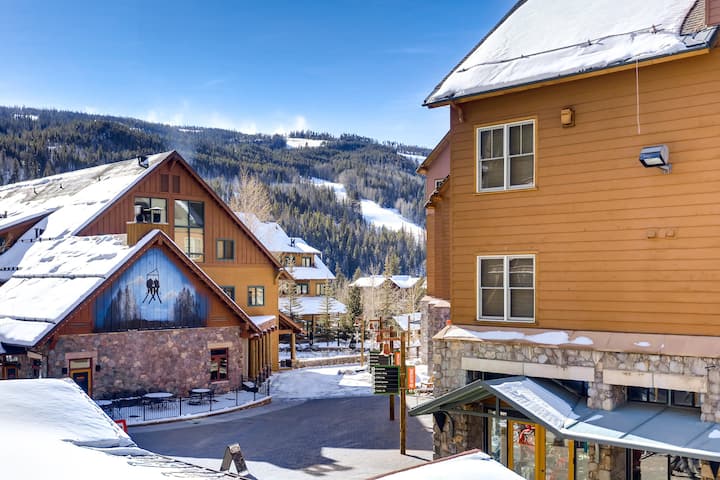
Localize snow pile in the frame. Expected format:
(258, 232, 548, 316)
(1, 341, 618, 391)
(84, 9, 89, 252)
(375, 449, 522, 480)
(428, 0, 710, 104)
(310, 177, 425, 240)
(270, 364, 372, 400)
(443, 325, 594, 346)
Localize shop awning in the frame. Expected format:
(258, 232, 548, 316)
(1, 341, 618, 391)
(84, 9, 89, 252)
(410, 375, 720, 462)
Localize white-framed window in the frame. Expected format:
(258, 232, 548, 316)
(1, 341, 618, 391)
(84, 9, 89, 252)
(477, 120, 535, 191)
(477, 255, 535, 322)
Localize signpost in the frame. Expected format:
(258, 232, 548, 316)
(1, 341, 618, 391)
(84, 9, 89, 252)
(372, 366, 400, 395)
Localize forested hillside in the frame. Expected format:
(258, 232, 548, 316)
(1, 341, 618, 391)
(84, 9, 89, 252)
(0, 106, 427, 276)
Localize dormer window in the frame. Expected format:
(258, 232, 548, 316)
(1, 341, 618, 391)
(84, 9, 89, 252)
(477, 120, 535, 192)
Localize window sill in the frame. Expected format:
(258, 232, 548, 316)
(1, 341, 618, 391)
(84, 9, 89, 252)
(474, 186, 537, 196)
(476, 318, 536, 324)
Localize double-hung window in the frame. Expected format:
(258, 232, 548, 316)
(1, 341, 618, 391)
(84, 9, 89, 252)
(248, 286, 265, 306)
(477, 120, 535, 191)
(478, 255, 534, 321)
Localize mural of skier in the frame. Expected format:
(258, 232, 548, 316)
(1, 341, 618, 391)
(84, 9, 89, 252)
(94, 248, 207, 331)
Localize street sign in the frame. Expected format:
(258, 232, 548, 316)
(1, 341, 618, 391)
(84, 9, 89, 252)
(369, 350, 381, 368)
(373, 365, 400, 395)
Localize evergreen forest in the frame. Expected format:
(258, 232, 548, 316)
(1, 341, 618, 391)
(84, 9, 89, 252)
(0, 106, 428, 277)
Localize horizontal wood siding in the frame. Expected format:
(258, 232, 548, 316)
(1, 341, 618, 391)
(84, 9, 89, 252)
(203, 264, 278, 317)
(79, 160, 271, 266)
(449, 48, 720, 335)
(426, 186, 452, 300)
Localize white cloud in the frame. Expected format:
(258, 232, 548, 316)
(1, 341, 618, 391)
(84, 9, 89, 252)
(272, 115, 308, 135)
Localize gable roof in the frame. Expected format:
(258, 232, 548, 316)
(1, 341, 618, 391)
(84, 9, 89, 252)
(350, 275, 422, 289)
(425, 0, 717, 106)
(0, 151, 282, 274)
(236, 212, 321, 255)
(0, 151, 172, 237)
(416, 131, 450, 175)
(0, 230, 259, 350)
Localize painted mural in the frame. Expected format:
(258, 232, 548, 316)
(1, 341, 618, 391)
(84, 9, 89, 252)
(94, 247, 208, 332)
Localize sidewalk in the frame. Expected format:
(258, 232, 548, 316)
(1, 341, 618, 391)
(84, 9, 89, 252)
(101, 384, 271, 427)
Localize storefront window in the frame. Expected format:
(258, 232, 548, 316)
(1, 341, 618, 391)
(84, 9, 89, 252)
(630, 451, 701, 480)
(545, 430, 570, 479)
(512, 423, 536, 479)
(489, 416, 508, 465)
(574, 441, 590, 479)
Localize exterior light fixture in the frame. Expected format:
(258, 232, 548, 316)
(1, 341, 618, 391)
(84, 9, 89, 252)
(639, 144, 671, 173)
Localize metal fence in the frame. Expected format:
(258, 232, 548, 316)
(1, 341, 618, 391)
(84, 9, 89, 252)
(99, 380, 271, 425)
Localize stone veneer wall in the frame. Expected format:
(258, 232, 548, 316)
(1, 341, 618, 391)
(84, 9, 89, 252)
(45, 326, 246, 399)
(420, 296, 450, 369)
(431, 336, 719, 478)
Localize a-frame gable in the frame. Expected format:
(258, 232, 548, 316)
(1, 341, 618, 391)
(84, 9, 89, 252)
(42, 230, 260, 348)
(78, 151, 282, 269)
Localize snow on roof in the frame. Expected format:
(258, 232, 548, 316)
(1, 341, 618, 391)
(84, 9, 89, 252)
(350, 275, 422, 289)
(249, 315, 277, 331)
(391, 312, 422, 331)
(426, 0, 716, 105)
(1, 378, 242, 479)
(289, 255, 334, 281)
(279, 296, 347, 316)
(0, 234, 152, 347)
(0, 152, 171, 236)
(439, 324, 594, 346)
(372, 449, 523, 480)
(236, 212, 321, 255)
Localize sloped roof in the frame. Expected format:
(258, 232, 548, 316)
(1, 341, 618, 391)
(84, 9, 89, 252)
(370, 449, 522, 480)
(0, 234, 154, 347)
(0, 151, 282, 276)
(426, 0, 717, 106)
(0, 152, 171, 236)
(279, 296, 347, 316)
(289, 255, 334, 281)
(416, 131, 450, 174)
(236, 212, 322, 255)
(412, 376, 720, 462)
(350, 275, 422, 289)
(0, 230, 258, 349)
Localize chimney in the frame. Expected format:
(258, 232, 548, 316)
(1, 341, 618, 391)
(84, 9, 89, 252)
(137, 155, 149, 169)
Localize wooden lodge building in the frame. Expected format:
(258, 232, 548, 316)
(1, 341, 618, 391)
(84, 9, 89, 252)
(0, 151, 299, 397)
(238, 213, 345, 352)
(413, 0, 720, 479)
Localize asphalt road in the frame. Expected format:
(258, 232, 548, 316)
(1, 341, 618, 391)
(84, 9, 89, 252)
(130, 395, 434, 480)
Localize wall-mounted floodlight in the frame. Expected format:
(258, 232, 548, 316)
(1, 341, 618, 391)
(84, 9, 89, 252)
(639, 144, 671, 173)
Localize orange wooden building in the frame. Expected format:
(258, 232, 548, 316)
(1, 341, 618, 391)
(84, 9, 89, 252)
(0, 151, 290, 395)
(413, 1, 720, 479)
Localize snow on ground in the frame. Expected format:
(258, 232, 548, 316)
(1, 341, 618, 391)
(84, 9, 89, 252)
(270, 364, 373, 400)
(397, 152, 426, 164)
(309, 177, 424, 240)
(2, 378, 234, 480)
(286, 137, 326, 149)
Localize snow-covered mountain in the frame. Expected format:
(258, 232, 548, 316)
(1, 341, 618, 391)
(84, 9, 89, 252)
(309, 177, 425, 240)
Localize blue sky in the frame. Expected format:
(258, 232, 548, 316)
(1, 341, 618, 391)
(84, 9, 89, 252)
(0, 1, 513, 148)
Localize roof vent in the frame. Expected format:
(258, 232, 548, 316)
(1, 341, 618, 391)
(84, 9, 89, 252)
(290, 238, 296, 247)
(138, 155, 149, 169)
